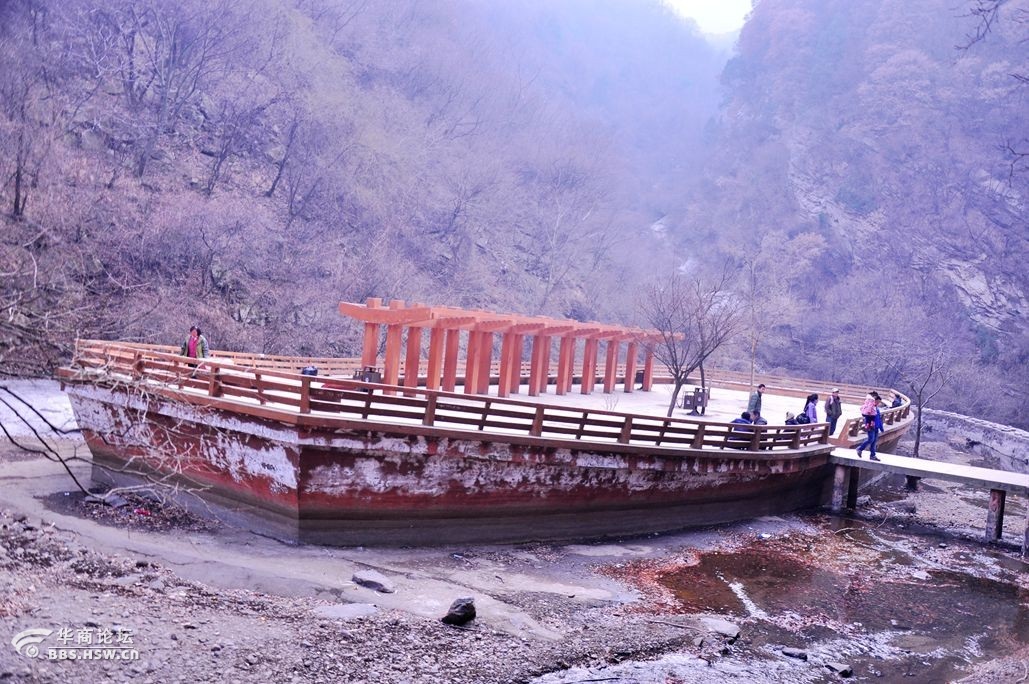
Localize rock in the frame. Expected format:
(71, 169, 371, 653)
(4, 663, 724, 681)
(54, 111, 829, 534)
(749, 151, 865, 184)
(441, 597, 476, 626)
(856, 495, 872, 506)
(699, 616, 740, 641)
(782, 647, 808, 660)
(825, 661, 853, 677)
(693, 636, 705, 647)
(351, 570, 395, 594)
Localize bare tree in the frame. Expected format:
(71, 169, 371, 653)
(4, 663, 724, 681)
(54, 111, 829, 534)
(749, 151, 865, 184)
(874, 343, 957, 459)
(639, 265, 743, 417)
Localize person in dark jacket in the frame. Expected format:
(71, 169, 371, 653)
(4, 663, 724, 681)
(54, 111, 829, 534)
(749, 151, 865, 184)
(824, 388, 843, 434)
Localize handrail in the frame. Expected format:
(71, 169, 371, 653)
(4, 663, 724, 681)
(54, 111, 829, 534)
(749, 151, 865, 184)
(74, 339, 904, 408)
(63, 340, 836, 455)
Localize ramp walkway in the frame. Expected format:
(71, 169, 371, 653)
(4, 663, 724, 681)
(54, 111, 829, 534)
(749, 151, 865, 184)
(828, 447, 1028, 555)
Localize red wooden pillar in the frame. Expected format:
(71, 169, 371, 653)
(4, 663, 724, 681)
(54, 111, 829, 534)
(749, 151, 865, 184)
(442, 328, 461, 391)
(642, 347, 655, 391)
(623, 341, 637, 393)
(603, 340, 619, 393)
(476, 331, 493, 394)
(361, 297, 382, 367)
(528, 335, 543, 397)
(383, 325, 403, 394)
(556, 337, 573, 396)
(402, 326, 422, 395)
(426, 327, 445, 391)
(464, 330, 480, 395)
(382, 301, 405, 395)
(581, 338, 598, 395)
(498, 333, 514, 398)
(508, 334, 523, 394)
(537, 335, 551, 394)
(566, 337, 578, 393)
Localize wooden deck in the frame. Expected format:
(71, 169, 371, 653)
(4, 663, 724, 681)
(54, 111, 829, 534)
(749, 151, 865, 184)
(829, 447, 1028, 554)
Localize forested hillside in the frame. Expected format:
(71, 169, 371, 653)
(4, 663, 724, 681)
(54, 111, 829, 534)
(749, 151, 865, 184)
(682, 0, 1028, 426)
(0, 0, 719, 363)
(1, 0, 1026, 426)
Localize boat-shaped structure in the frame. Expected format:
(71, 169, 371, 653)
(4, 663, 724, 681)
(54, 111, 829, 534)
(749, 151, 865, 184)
(59, 340, 913, 544)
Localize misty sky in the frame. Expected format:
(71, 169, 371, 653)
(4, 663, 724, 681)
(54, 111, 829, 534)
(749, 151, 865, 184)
(664, 0, 750, 33)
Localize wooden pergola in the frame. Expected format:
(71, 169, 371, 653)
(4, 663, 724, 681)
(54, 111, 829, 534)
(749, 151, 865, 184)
(339, 298, 659, 397)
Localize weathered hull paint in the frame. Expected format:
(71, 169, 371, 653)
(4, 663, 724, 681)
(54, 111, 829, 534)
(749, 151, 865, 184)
(67, 384, 838, 545)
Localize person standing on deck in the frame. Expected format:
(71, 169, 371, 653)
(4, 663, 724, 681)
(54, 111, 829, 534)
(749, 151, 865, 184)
(180, 326, 209, 362)
(803, 393, 819, 424)
(824, 388, 843, 435)
(856, 395, 884, 461)
(747, 384, 765, 415)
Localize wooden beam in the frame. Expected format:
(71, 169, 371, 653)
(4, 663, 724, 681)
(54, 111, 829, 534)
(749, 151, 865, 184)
(339, 301, 434, 325)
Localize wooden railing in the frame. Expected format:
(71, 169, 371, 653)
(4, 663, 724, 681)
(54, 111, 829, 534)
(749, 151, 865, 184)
(62, 341, 835, 455)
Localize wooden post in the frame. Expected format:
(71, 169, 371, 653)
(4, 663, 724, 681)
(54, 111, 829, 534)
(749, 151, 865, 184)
(464, 330, 480, 395)
(985, 489, 1006, 541)
(537, 335, 551, 394)
(426, 327, 445, 391)
(618, 415, 633, 444)
(603, 340, 619, 393)
(565, 337, 578, 394)
(497, 333, 514, 398)
(361, 297, 382, 367)
(476, 332, 493, 394)
(530, 405, 545, 436)
(509, 334, 523, 394)
(442, 328, 460, 391)
(641, 348, 655, 392)
(403, 326, 422, 395)
(1023, 501, 1028, 558)
(846, 467, 859, 509)
(623, 341, 637, 393)
(299, 375, 311, 414)
(382, 300, 405, 394)
(528, 335, 543, 397)
(831, 464, 847, 512)
(581, 338, 598, 394)
(556, 337, 573, 396)
(423, 393, 437, 426)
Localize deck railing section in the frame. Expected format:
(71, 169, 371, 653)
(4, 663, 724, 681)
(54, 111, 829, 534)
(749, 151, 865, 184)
(64, 341, 833, 454)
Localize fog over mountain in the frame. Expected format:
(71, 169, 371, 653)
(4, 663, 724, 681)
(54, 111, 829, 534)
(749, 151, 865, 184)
(1, 0, 1026, 426)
